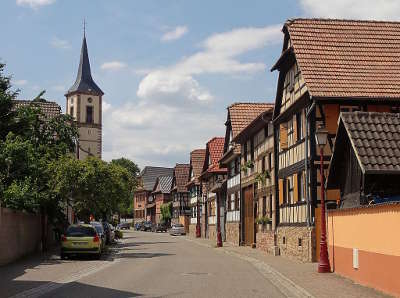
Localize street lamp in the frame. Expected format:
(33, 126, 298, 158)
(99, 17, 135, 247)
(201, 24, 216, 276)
(315, 125, 331, 273)
(196, 187, 201, 237)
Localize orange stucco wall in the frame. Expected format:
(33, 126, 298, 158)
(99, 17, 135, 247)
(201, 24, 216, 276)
(327, 204, 400, 297)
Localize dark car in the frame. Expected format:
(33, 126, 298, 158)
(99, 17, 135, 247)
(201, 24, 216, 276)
(118, 222, 131, 230)
(141, 221, 153, 231)
(155, 223, 168, 232)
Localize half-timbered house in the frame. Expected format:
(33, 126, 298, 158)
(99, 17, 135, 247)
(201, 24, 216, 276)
(171, 164, 190, 226)
(232, 106, 275, 251)
(219, 103, 274, 246)
(152, 175, 173, 225)
(199, 137, 227, 240)
(186, 149, 206, 237)
(271, 18, 400, 262)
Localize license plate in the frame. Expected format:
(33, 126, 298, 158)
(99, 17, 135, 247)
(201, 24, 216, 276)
(73, 242, 88, 246)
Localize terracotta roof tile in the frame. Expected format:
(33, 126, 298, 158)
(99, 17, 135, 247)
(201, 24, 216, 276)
(228, 103, 274, 138)
(284, 18, 400, 99)
(187, 149, 206, 186)
(13, 100, 61, 119)
(173, 163, 190, 192)
(205, 137, 227, 174)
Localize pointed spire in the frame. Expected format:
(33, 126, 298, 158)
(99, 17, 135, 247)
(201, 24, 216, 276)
(67, 30, 103, 96)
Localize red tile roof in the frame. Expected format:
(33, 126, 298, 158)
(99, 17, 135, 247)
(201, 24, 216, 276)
(206, 137, 226, 174)
(283, 18, 400, 99)
(189, 149, 206, 184)
(173, 163, 190, 192)
(228, 103, 275, 138)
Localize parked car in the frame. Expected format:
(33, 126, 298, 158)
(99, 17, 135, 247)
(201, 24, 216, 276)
(169, 224, 186, 236)
(90, 221, 106, 250)
(61, 224, 102, 260)
(141, 221, 153, 231)
(118, 222, 131, 230)
(155, 222, 168, 232)
(134, 222, 143, 231)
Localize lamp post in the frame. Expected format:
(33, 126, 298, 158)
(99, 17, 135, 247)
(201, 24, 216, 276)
(196, 187, 201, 237)
(315, 125, 331, 273)
(216, 192, 223, 247)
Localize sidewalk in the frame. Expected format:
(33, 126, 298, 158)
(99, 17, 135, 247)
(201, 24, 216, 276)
(185, 236, 391, 298)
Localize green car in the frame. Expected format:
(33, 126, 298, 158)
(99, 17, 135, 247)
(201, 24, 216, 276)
(61, 224, 102, 260)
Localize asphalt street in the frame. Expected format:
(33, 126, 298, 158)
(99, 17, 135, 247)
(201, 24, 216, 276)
(1, 230, 287, 298)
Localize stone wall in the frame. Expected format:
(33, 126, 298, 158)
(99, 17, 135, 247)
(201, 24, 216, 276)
(256, 230, 275, 254)
(208, 224, 217, 242)
(0, 207, 42, 265)
(188, 224, 197, 238)
(276, 226, 316, 262)
(225, 222, 240, 246)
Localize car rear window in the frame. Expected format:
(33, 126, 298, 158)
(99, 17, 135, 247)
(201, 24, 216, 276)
(66, 226, 96, 237)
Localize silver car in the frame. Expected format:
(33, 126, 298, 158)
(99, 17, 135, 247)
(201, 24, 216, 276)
(169, 224, 186, 236)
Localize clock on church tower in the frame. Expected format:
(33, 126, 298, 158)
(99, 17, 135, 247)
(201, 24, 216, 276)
(65, 31, 103, 160)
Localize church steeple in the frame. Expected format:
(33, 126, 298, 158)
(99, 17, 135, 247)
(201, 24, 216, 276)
(67, 34, 103, 96)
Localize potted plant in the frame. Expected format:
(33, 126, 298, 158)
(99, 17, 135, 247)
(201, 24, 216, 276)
(255, 216, 272, 232)
(255, 170, 271, 186)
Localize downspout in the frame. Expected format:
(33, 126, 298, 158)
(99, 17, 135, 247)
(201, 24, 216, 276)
(305, 97, 316, 227)
(240, 155, 244, 246)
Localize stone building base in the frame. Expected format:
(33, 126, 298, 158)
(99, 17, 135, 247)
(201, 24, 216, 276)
(276, 225, 316, 262)
(208, 224, 217, 241)
(225, 222, 240, 246)
(256, 230, 275, 254)
(188, 224, 197, 238)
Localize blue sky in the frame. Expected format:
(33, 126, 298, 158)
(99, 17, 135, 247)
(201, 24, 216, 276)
(2, 0, 399, 168)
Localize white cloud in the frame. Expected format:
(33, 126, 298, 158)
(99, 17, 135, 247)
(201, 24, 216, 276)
(16, 0, 55, 9)
(102, 100, 224, 167)
(14, 79, 28, 86)
(50, 37, 71, 49)
(103, 25, 282, 167)
(299, 0, 400, 20)
(161, 26, 188, 42)
(138, 25, 281, 105)
(100, 61, 127, 71)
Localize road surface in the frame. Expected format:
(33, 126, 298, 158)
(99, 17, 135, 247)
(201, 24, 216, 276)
(1, 230, 288, 298)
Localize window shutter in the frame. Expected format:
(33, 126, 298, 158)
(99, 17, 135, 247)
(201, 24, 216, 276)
(280, 123, 288, 149)
(279, 179, 284, 205)
(293, 173, 299, 202)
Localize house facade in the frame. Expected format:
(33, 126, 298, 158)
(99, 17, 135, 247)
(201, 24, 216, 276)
(232, 107, 275, 252)
(199, 137, 226, 241)
(133, 166, 173, 224)
(219, 103, 275, 246)
(187, 149, 206, 238)
(171, 164, 190, 225)
(271, 18, 400, 262)
(152, 175, 173, 225)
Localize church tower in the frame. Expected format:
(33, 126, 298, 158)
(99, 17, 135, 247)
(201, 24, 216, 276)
(65, 31, 103, 160)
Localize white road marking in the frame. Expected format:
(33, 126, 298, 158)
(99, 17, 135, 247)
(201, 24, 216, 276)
(11, 252, 123, 298)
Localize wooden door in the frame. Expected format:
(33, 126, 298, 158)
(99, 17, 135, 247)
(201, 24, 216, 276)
(243, 186, 254, 245)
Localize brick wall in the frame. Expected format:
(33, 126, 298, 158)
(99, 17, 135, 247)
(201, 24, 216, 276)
(256, 230, 275, 254)
(0, 207, 42, 265)
(225, 222, 240, 246)
(277, 226, 316, 262)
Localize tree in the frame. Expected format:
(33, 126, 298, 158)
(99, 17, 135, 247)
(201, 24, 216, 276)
(111, 157, 140, 218)
(0, 63, 18, 140)
(160, 202, 172, 225)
